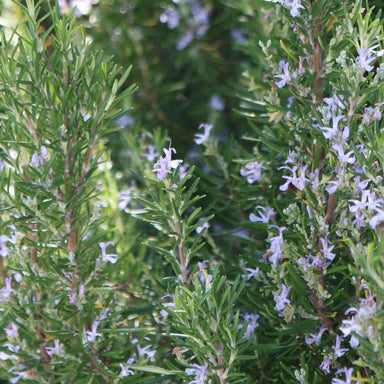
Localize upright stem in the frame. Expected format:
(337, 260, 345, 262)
(175, 220, 188, 286)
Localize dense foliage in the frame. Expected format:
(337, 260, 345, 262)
(1, 0, 384, 383)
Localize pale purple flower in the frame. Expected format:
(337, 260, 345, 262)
(298, 254, 323, 270)
(99, 308, 110, 321)
(70, 0, 92, 16)
(45, 339, 63, 356)
(8, 365, 29, 384)
(267, 225, 287, 266)
(152, 156, 172, 180)
(160, 9, 180, 29)
(210, 94, 225, 111)
(4, 344, 20, 354)
(320, 115, 344, 139)
(153, 146, 183, 180)
(332, 367, 354, 384)
(363, 106, 374, 124)
(197, 260, 212, 283)
(120, 357, 135, 377)
(305, 325, 327, 345)
(86, 321, 102, 342)
(320, 355, 332, 374)
(177, 29, 194, 50)
(323, 93, 345, 114)
(285, 0, 305, 17)
(250, 206, 275, 224)
(325, 180, 340, 195)
(240, 162, 262, 184)
(143, 145, 159, 162)
(99, 242, 118, 264)
(279, 164, 308, 191)
(285, 150, 296, 164)
(274, 61, 291, 88)
(357, 48, 375, 72)
(196, 220, 209, 234)
(309, 168, 320, 189)
(370, 209, 384, 229)
(242, 267, 259, 281)
(30, 153, 41, 167)
(160, 294, 176, 318)
(30, 146, 48, 167)
(68, 290, 77, 305)
(298, 56, 306, 75)
(349, 190, 383, 218)
(238, 313, 260, 338)
(274, 284, 291, 311)
(117, 188, 132, 211)
(320, 238, 336, 261)
(332, 143, 355, 164)
(231, 28, 247, 44)
(4, 322, 19, 338)
(332, 334, 348, 357)
(194, 124, 213, 145)
(0, 351, 17, 360)
(340, 291, 377, 347)
(185, 363, 208, 384)
(137, 344, 156, 360)
(0, 277, 14, 298)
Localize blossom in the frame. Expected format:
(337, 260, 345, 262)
(279, 164, 308, 191)
(320, 237, 336, 261)
(86, 321, 102, 342)
(117, 188, 132, 211)
(8, 365, 29, 384)
(298, 56, 306, 75)
(0, 277, 15, 298)
(267, 225, 287, 266)
(160, 9, 180, 29)
(4, 322, 19, 338)
(305, 325, 327, 345)
(99, 241, 118, 264)
(274, 284, 291, 312)
(332, 334, 348, 358)
(210, 94, 225, 111)
(320, 115, 344, 139)
(137, 344, 156, 360)
(30, 146, 48, 167)
(238, 313, 260, 338)
(323, 93, 345, 116)
(143, 145, 159, 162)
(325, 180, 340, 195)
(356, 48, 375, 72)
(274, 60, 291, 88)
(340, 290, 377, 347)
(332, 367, 354, 384)
(285, 0, 305, 17)
(240, 162, 262, 184)
(197, 260, 212, 283)
(160, 294, 176, 318)
(250, 206, 275, 224)
(242, 267, 259, 281)
(194, 123, 213, 145)
(185, 363, 208, 384)
(0, 351, 17, 362)
(332, 143, 355, 164)
(45, 339, 63, 356)
(320, 355, 332, 374)
(120, 357, 135, 377)
(153, 145, 183, 180)
(196, 220, 209, 234)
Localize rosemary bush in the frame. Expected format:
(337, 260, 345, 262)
(2, 0, 384, 383)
